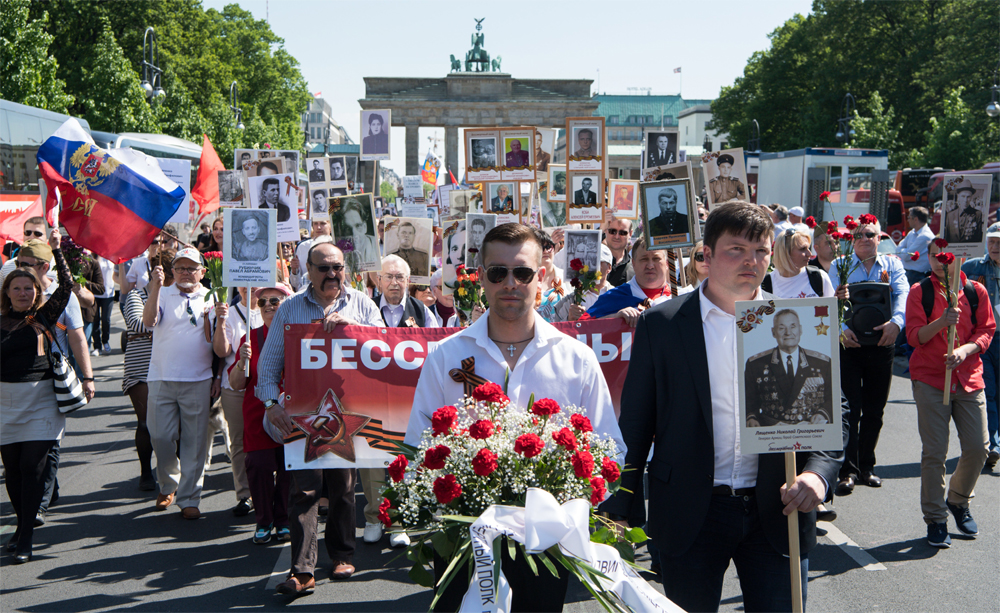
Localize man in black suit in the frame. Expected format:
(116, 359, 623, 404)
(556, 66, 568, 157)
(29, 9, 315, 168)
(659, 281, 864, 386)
(603, 202, 846, 612)
(362, 113, 389, 155)
(573, 177, 597, 205)
(257, 177, 291, 222)
(646, 133, 675, 168)
(308, 159, 325, 182)
(646, 187, 688, 238)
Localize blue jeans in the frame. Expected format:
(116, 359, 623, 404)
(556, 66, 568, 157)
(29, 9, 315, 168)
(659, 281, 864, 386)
(658, 494, 807, 613)
(983, 332, 999, 453)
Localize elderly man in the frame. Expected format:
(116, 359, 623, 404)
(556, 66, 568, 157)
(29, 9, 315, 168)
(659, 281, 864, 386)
(788, 206, 810, 233)
(293, 218, 333, 290)
(603, 216, 634, 287)
(835, 216, 909, 494)
(505, 139, 529, 168)
(142, 248, 219, 519)
(257, 242, 383, 595)
(573, 129, 596, 157)
(586, 238, 671, 326)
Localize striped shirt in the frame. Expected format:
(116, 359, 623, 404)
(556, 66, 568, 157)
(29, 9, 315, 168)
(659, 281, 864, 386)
(122, 288, 153, 393)
(254, 286, 383, 403)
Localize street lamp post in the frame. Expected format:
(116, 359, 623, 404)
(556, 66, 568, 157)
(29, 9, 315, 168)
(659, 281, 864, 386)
(987, 68, 1000, 118)
(324, 126, 330, 156)
(230, 81, 245, 130)
(835, 93, 856, 145)
(747, 119, 761, 153)
(141, 27, 165, 100)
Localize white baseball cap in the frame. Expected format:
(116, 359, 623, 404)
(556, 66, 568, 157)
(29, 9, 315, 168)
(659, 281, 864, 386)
(789, 206, 805, 217)
(173, 247, 203, 266)
(600, 244, 613, 265)
(987, 222, 1000, 239)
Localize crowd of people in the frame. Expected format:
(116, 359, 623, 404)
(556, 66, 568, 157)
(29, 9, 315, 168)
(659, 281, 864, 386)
(1, 200, 997, 611)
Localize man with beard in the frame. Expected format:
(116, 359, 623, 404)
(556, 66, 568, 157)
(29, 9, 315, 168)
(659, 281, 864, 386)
(257, 242, 382, 595)
(405, 223, 626, 611)
(258, 177, 291, 222)
(390, 222, 429, 277)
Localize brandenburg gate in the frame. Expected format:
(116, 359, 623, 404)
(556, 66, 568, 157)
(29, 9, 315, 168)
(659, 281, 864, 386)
(358, 19, 598, 180)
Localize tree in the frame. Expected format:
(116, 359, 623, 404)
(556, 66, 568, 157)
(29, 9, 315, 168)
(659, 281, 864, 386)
(380, 181, 398, 203)
(919, 87, 998, 171)
(0, 0, 73, 112)
(850, 91, 920, 169)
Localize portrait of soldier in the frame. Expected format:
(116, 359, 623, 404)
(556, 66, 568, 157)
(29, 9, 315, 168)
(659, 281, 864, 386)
(389, 221, 429, 277)
(573, 177, 598, 205)
(542, 198, 566, 228)
(534, 130, 551, 171)
(573, 128, 597, 158)
(646, 133, 675, 168)
(551, 171, 567, 198)
(309, 159, 325, 182)
(709, 153, 746, 204)
(232, 211, 268, 262)
(471, 138, 496, 168)
(943, 179, 983, 244)
(646, 187, 688, 238)
(614, 184, 634, 212)
(745, 309, 833, 427)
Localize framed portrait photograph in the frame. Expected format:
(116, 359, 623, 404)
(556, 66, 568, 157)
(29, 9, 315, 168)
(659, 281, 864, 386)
(360, 110, 391, 161)
(465, 212, 498, 268)
(940, 173, 994, 258)
(643, 129, 679, 169)
(223, 207, 277, 286)
(500, 128, 534, 181)
(534, 128, 556, 179)
(547, 164, 567, 202)
(567, 171, 603, 224)
(642, 179, 695, 250)
(307, 157, 327, 183)
(642, 160, 693, 183)
(447, 189, 477, 221)
(538, 181, 566, 229)
(218, 170, 244, 207)
(441, 219, 466, 296)
(309, 187, 329, 218)
(246, 157, 286, 178)
(564, 230, 602, 277)
(247, 173, 298, 242)
(344, 156, 359, 191)
(485, 181, 517, 215)
(608, 179, 640, 220)
(235, 149, 256, 171)
(277, 150, 300, 176)
(331, 193, 381, 274)
(383, 216, 433, 283)
(327, 156, 348, 188)
(736, 297, 843, 455)
(566, 117, 605, 172)
(702, 147, 748, 209)
(518, 182, 534, 225)
(426, 205, 440, 226)
(436, 183, 455, 218)
(465, 129, 501, 181)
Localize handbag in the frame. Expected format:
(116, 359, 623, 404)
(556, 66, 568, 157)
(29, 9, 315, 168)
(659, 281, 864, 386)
(29, 315, 88, 413)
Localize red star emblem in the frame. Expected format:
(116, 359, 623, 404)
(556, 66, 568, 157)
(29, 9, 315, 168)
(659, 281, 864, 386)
(290, 389, 371, 463)
(793, 442, 802, 450)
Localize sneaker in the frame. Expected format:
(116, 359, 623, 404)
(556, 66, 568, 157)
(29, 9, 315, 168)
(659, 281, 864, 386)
(34, 511, 46, 527)
(102, 343, 111, 354)
(253, 524, 272, 544)
(275, 526, 291, 543)
(947, 503, 979, 536)
(90, 348, 100, 357)
(389, 531, 410, 548)
(927, 522, 951, 548)
(232, 497, 253, 517)
(363, 522, 383, 543)
(984, 449, 1000, 473)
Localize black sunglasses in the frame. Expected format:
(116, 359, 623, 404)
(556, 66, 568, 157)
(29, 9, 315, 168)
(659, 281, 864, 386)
(257, 297, 283, 307)
(310, 262, 345, 274)
(17, 260, 44, 268)
(607, 228, 630, 237)
(693, 252, 705, 262)
(853, 231, 878, 240)
(485, 266, 537, 285)
(23, 230, 44, 238)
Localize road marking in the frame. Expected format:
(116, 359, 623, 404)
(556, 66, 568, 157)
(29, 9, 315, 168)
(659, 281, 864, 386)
(820, 521, 887, 571)
(265, 543, 292, 590)
(0, 525, 14, 536)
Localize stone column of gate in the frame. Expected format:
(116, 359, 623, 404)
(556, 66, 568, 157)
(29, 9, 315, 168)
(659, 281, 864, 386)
(444, 125, 460, 185)
(405, 124, 420, 176)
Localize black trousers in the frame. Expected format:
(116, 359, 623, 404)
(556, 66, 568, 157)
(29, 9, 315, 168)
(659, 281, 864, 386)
(289, 468, 355, 576)
(1, 440, 57, 551)
(840, 344, 894, 478)
(92, 296, 115, 346)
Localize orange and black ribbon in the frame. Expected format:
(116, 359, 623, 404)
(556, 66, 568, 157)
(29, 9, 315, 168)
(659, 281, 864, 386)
(449, 356, 489, 397)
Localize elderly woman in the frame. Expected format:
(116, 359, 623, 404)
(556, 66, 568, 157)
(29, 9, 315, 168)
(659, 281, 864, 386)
(122, 248, 176, 492)
(764, 228, 835, 298)
(229, 283, 294, 545)
(683, 240, 709, 290)
(1, 229, 73, 563)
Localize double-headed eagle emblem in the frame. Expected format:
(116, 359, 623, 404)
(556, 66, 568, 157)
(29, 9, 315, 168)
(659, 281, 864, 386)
(68, 143, 120, 196)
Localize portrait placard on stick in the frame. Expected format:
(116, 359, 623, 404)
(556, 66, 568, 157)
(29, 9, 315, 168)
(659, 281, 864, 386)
(465, 213, 498, 268)
(608, 179, 640, 220)
(330, 193, 381, 274)
(642, 179, 695, 250)
(223, 207, 277, 286)
(500, 128, 534, 181)
(534, 128, 556, 180)
(360, 110, 391, 161)
(566, 117, 605, 172)
(939, 173, 993, 258)
(642, 160, 694, 184)
(447, 189, 477, 221)
(547, 164, 567, 202)
(567, 171, 603, 224)
(702, 147, 748, 209)
(327, 156, 348, 188)
(539, 181, 566, 229)
(441, 218, 466, 296)
(383, 216, 433, 283)
(564, 230, 602, 276)
(465, 129, 501, 181)
(218, 170, 244, 207)
(247, 173, 299, 242)
(484, 181, 517, 218)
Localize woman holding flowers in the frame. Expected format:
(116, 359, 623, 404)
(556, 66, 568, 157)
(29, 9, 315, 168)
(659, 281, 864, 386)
(764, 227, 835, 299)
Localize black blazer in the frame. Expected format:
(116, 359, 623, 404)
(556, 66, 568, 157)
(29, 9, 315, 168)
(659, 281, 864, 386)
(601, 289, 847, 557)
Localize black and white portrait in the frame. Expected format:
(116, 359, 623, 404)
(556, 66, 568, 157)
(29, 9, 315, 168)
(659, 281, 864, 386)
(218, 170, 243, 206)
(311, 188, 329, 216)
(449, 189, 475, 220)
(471, 138, 497, 168)
(331, 194, 381, 274)
(330, 187, 348, 198)
(308, 158, 326, 182)
(328, 156, 347, 187)
(278, 150, 300, 175)
(571, 175, 599, 206)
(360, 110, 390, 160)
(941, 174, 993, 257)
(564, 230, 601, 274)
(222, 207, 278, 286)
(248, 175, 292, 222)
(235, 149, 255, 171)
(566, 117, 605, 172)
(642, 179, 694, 249)
(547, 165, 567, 202)
(644, 132, 678, 169)
(231, 210, 269, 262)
(465, 213, 498, 268)
(384, 216, 433, 281)
(345, 156, 359, 191)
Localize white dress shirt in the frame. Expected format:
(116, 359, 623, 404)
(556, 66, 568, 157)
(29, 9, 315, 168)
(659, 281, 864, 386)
(778, 347, 800, 378)
(406, 310, 626, 466)
(897, 224, 935, 273)
(126, 255, 151, 292)
(379, 295, 439, 328)
(699, 281, 760, 489)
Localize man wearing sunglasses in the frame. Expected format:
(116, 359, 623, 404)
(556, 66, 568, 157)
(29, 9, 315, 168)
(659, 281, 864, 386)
(142, 248, 219, 521)
(0, 217, 53, 285)
(834, 215, 909, 495)
(256, 241, 383, 594)
(603, 216, 634, 287)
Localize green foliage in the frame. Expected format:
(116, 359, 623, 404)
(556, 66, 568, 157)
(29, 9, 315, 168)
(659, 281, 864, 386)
(919, 87, 999, 171)
(711, 0, 1000, 170)
(0, 0, 73, 112)
(380, 181, 398, 202)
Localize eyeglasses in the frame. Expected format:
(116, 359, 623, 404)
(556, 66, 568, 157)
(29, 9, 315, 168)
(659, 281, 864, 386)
(382, 273, 406, 282)
(185, 298, 198, 327)
(23, 230, 44, 238)
(310, 262, 345, 274)
(853, 231, 878, 240)
(257, 297, 283, 307)
(607, 229, 630, 237)
(485, 266, 537, 285)
(413, 284, 429, 291)
(16, 260, 44, 268)
(173, 267, 201, 274)
(693, 252, 705, 262)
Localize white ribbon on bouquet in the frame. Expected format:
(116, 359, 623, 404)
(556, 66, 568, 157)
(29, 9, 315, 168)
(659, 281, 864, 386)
(458, 488, 683, 613)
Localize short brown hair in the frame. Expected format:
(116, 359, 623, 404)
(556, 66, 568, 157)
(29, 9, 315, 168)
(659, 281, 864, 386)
(1, 269, 44, 315)
(909, 206, 929, 224)
(703, 201, 774, 251)
(25, 217, 45, 227)
(480, 223, 542, 266)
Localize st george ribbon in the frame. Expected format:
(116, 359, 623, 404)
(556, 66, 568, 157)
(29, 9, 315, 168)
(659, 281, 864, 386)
(458, 488, 683, 613)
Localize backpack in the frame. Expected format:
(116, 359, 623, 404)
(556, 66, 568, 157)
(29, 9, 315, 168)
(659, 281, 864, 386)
(919, 277, 979, 327)
(761, 265, 826, 297)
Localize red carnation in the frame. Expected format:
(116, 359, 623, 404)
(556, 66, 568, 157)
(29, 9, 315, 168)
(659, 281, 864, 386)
(859, 214, 878, 225)
(804, 216, 817, 229)
(531, 398, 561, 417)
(471, 448, 498, 476)
(935, 252, 955, 265)
(601, 457, 621, 483)
(433, 474, 463, 504)
(842, 232, 855, 241)
(845, 220, 859, 231)
(910, 252, 920, 262)
(826, 221, 839, 235)
(843, 215, 855, 225)
(552, 427, 578, 451)
(570, 277, 581, 288)
(569, 258, 584, 272)
(378, 498, 392, 528)
(431, 406, 457, 436)
(933, 238, 949, 249)
(388, 454, 408, 482)
(589, 476, 607, 505)
(469, 419, 495, 440)
(572, 450, 595, 478)
(819, 191, 831, 201)
(472, 382, 509, 405)
(455, 264, 466, 273)
(570, 414, 593, 433)
(423, 445, 451, 470)
(514, 433, 545, 458)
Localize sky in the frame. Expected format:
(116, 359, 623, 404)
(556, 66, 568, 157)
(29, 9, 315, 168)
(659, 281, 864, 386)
(202, 0, 815, 180)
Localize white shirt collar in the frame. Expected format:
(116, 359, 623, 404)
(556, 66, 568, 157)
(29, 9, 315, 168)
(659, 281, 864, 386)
(379, 294, 404, 311)
(464, 310, 561, 368)
(698, 280, 763, 320)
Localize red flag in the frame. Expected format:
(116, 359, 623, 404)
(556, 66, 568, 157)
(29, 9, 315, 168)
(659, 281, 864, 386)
(0, 194, 43, 244)
(448, 167, 459, 185)
(191, 134, 226, 218)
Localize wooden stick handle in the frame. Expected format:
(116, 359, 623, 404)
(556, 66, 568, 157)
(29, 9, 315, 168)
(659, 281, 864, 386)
(785, 451, 804, 613)
(942, 257, 965, 405)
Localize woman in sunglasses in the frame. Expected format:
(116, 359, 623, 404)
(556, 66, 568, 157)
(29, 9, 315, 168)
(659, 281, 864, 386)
(228, 284, 294, 545)
(763, 228, 835, 299)
(683, 241, 709, 290)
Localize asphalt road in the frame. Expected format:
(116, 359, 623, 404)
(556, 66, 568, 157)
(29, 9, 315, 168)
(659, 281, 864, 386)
(2, 312, 997, 612)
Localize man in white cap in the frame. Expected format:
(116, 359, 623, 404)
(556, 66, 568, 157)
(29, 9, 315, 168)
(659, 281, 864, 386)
(788, 206, 809, 233)
(142, 247, 220, 519)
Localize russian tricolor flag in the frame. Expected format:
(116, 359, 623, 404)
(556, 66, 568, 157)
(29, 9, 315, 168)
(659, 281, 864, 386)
(36, 119, 185, 264)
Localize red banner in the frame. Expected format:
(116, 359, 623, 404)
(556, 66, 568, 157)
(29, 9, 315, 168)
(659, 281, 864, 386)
(282, 319, 633, 468)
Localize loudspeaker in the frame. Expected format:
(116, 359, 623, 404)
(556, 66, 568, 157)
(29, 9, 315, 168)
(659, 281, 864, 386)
(846, 282, 892, 346)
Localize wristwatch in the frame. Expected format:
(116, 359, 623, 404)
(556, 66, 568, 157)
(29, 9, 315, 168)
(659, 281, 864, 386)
(264, 399, 280, 410)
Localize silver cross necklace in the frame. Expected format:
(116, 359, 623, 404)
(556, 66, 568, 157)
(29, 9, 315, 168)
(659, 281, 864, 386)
(489, 336, 533, 357)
